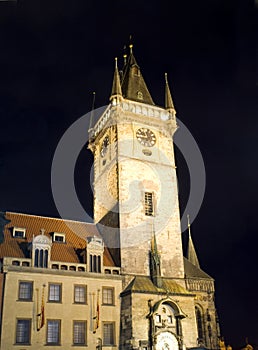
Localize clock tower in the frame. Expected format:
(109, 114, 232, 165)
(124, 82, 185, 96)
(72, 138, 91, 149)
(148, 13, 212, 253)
(88, 45, 220, 349)
(89, 46, 184, 279)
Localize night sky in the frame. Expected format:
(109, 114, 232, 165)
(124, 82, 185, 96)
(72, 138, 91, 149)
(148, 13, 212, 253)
(0, 0, 257, 346)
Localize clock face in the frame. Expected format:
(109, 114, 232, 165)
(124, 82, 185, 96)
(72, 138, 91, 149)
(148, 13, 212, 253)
(136, 128, 156, 147)
(156, 332, 179, 350)
(100, 135, 110, 157)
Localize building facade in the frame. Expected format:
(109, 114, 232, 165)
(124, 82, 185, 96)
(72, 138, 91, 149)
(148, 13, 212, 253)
(0, 46, 220, 349)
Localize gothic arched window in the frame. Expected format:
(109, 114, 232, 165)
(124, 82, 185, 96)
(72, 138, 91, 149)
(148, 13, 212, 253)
(195, 306, 204, 341)
(32, 232, 52, 268)
(87, 236, 104, 273)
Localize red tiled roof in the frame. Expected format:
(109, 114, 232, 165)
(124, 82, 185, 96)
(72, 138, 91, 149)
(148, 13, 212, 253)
(0, 212, 116, 266)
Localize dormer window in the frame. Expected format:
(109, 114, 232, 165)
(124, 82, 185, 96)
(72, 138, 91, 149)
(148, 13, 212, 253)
(13, 227, 26, 238)
(53, 233, 65, 243)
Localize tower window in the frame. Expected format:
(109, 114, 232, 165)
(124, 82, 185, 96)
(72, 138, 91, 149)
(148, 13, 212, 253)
(137, 91, 143, 100)
(144, 192, 154, 216)
(195, 306, 204, 341)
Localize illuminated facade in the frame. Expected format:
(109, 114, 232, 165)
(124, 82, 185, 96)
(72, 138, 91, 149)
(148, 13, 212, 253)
(0, 46, 220, 349)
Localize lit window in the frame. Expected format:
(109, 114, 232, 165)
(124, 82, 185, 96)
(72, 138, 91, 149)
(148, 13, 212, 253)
(155, 314, 161, 323)
(167, 315, 173, 324)
(74, 285, 86, 304)
(18, 281, 33, 301)
(102, 287, 114, 305)
(13, 227, 26, 238)
(47, 320, 60, 345)
(145, 192, 154, 216)
(137, 91, 143, 100)
(73, 321, 86, 345)
(16, 319, 31, 344)
(48, 284, 61, 302)
(103, 322, 115, 345)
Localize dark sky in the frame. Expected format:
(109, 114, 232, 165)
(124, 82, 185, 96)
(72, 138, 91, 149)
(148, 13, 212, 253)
(0, 0, 257, 346)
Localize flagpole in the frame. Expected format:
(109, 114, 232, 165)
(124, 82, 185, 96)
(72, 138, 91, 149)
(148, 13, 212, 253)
(89, 292, 93, 332)
(93, 292, 96, 333)
(36, 288, 39, 331)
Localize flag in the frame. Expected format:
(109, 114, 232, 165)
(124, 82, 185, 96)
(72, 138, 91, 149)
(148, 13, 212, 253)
(37, 285, 45, 331)
(93, 289, 100, 333)
(96, 289, 100, 330)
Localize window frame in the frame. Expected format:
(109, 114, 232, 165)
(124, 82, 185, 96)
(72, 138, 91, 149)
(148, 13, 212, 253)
(53, 232, 66, 243)
(73, 320, 87, 346)
(15, 318, 31, 345)
(102, 321, 115, 346)
(18, 281, 33, 301)
(46, 319, 61, 345)
(74, 285, 87, 304)
(102, 287, 114, 306)
(48, 283, 62, 303)
(13, 227, 26, 238)
(195, 306, 204, 340)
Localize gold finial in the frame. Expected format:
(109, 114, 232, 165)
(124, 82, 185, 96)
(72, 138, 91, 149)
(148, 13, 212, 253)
(165, 72, 168, 83)
(187, 214, 190, 228)
(187, 214, 192, 237)
(129, 44, 133, 53)
(123, 45, 127, 65)
(115, 57, 118, 68)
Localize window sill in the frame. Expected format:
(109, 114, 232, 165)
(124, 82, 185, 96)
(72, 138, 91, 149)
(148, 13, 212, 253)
(47, 301, 62, 303)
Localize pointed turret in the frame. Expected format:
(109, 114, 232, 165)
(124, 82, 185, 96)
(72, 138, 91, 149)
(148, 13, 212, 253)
(150, 229, 162, 288)
(110, 57, 122, 101)
(165, 73, 176, 116)
(187, 215, 200, 268)
(121, 44, 154, 105)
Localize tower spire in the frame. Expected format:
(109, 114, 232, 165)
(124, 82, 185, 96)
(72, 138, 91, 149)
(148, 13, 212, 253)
(187, 215, 200, 268)
(110, 57, 122, 101)
(121, 44, 154, 105)
(165, 73, 176, 114)
(150, 225, 162, 288)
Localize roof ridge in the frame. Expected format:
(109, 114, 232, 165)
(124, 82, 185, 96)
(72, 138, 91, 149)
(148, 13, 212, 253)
(6, 211, 95, 226)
